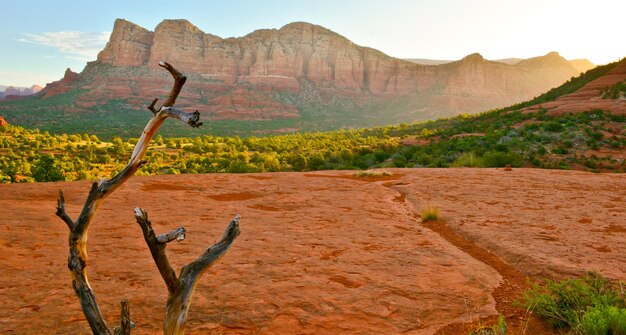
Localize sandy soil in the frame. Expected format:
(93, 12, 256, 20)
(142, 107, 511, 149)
(0, 168, 624, 334)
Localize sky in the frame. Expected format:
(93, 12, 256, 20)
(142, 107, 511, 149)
(1, 0, 624, 87)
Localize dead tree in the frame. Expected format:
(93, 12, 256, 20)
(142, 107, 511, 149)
(55, 62, 240, 335)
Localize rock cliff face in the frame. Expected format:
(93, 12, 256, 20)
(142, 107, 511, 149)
(95, 19, 579, 99)
(97, 19, 153, 67)
(40, 68, 79, 98)
(11, 19, 587, 134)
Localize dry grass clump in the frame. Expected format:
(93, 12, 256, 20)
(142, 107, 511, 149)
(421, 203, 439, 222)
(354, 170, 392, 178)
(469, 315, 507, 335)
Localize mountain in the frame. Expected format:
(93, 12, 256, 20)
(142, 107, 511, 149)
(407, 57, 595, 72)
(0, 19, 587, 138)
(0, 85, 42, 100)
(493, 58, 524, 65)
(568, 58, 596, 73)
(403, 58, 453, 65)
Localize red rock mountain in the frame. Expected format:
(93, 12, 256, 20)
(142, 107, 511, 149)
(523, 58, 626, 115)
(39, 68, 79, 98)
(7, 19, 588, 135)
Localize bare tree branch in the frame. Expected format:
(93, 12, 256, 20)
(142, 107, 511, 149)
(159, 61, 186, 108)
(56, 62, 201, 335)
(147, 98, 159, 114)
(180, 215, 241, 281)
(134, 208, 179, 294)
(157, 227, 186, 244)
(135, 208, 178, 294)
(55, 190, 75, 230)
(113, 300, 132, 335)
(162, 107, 202, 128)
(134, 208, 241, 334)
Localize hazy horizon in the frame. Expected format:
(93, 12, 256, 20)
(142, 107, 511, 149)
(2, 0, 625, 87)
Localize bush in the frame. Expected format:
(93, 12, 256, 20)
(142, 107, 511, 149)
(31, 154, 65, 182)
(482, 152, 523, 167)
(580, 305, 626, 335)
(522, 272, 626, 334)
(452, 152, 483, 167)
(542, 121, 565, 132)
(392, 155, 407, 167)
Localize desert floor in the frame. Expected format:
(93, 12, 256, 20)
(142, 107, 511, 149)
(0, 168, 624, 334)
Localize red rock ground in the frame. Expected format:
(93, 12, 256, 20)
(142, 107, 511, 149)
(0, 168, 624, 334)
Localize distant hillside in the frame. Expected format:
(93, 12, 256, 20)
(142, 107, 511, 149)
(0, 85, 42, 100)
(402, 58, 453, 65)
(1, 58, 624, 185)
(0, 19, 586, 138)
(492, 58, 523, 65)
(406, 57, 595, 72)
(569, 59, 596, 73)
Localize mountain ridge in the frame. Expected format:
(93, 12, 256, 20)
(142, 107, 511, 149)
(1, 18, 592, 137)
(0, 85, 42, 100)
(405, 56, 594, 72)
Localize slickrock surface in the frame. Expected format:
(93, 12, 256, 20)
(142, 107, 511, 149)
(0, 168, 624, 334)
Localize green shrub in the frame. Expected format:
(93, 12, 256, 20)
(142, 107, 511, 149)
(543, 121, 565, 132)
(580, 305, 626, 335)
(482, 152, 523, 167)
(31, 154, 65, 182)
(392, 155, 407, 167)
(553, 147, 569, 155)
(601, 80, 626, 99)
(452, 152, 483, 167)
(522, 272, 626, 334)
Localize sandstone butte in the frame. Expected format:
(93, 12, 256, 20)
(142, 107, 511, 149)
(0, 169, 624, 334)
(35, 19, 589, 122)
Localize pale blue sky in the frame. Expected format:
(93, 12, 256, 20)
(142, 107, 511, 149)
(2, 0, 624, 87)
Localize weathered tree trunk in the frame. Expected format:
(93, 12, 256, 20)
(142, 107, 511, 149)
(55, 62, 240, 335)
(134, 209, 240, 335)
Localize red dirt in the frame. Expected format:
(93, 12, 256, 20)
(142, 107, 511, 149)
(0, 168, 624, 334)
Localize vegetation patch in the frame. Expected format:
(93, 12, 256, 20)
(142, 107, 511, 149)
(469, 315, 507, 335)
(421, 203, 439, 222)
(354, 170, 392, 178)
(521, 272, 626, 334)
(601, 80, 626, 100)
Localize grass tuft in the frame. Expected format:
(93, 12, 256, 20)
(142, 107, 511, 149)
(354, 170, 392, 178)
(421, 203, 439, 222)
